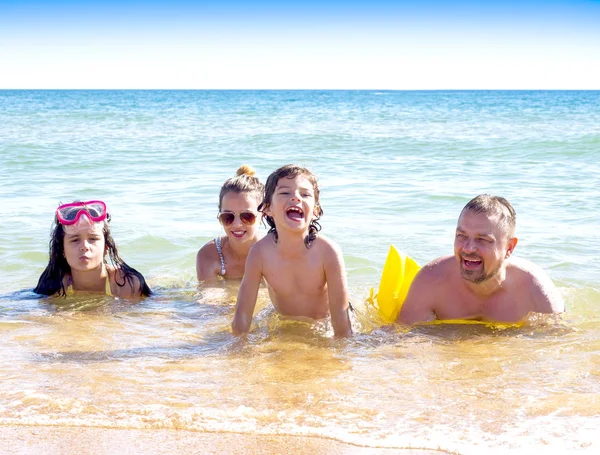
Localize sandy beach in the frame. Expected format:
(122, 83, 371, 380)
(0, 426, 451, 455)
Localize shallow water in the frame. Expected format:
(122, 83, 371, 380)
(1, 90, 599, 453)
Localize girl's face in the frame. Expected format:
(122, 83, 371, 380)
(63, 228, 106, 272)
(219, 191, 261, 245)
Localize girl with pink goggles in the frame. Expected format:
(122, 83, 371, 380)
(35, 199, 152, 298)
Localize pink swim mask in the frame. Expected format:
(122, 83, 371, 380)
(56, 200, 107, 225)
(56, 201, 108, 235)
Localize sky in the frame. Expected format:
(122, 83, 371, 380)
(0, 0, 599, 89)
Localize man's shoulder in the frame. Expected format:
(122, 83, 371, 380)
(409, 255, 456, 295)
(420, 255, 455, 277)
(506, 256, 557, 292)
(507, 256, 565, 313)
(507, 256, 547, 282)
(399, 255, 454, 323)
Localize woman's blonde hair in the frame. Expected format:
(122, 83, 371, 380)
(218, 165, 265, 211)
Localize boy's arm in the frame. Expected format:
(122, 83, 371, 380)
(396, 265, 438, 325)
(323, 240, 352, 337)
(231, 244, 263, 335)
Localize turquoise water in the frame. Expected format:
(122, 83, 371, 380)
(1, 90, 599, 453)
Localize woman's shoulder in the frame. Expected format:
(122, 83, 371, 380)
(196, 237, 222, 281)
(197, 238, 219, 260)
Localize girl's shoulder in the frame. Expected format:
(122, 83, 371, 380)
(108, 265, 142, 298)
(108, 264, 123, 279)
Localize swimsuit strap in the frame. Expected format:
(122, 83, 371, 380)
(64, 270, 113, 296)
(215, 237, 227, 276)
(66, 276, 74, 295)
(105, 270, 113, 297)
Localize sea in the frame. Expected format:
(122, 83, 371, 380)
(0, 90, 599, 454)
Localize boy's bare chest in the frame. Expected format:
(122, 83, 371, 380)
(262, 253, 325, 292)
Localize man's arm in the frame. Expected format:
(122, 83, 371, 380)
(231, 244, 263, 335)
(529, 264, 565, 314)
(396, 264, 439, 325)
(323, 240, 352, 337)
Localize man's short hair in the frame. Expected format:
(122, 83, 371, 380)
(461, 194, 516, 238)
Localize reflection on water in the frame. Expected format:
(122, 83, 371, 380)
(1, 285, 599, 453)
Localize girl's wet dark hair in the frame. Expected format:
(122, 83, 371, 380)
(34, 215, 152, 297)
(258, 164, 323, 248)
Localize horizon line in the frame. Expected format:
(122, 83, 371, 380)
(2, 88, 600, 91)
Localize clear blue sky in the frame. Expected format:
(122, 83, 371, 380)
(1, 0, 599, 89)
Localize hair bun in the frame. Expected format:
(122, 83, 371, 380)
(236, 165, 256, 177)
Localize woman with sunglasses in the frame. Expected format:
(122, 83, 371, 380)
(196, 165, 264, 282)
(34, 200, 152, 298)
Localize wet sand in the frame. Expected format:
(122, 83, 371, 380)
(0, 426, 452, 455)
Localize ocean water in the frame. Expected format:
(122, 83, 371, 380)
(0, 90, 599, 453)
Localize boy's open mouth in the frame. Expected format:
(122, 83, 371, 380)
(286, 206, 304, 221)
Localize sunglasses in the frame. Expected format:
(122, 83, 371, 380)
(56, 200, 108, 226)
(217, 211, 257, 227)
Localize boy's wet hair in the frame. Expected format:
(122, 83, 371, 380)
(218, 165, 265, 211)
(461, 194, 516, 238)
(34, 214, 152, 297)
(259, 164, 323, 248)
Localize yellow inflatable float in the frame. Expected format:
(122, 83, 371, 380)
(368, 245, 420, 323)
(368, 245, 522, 328)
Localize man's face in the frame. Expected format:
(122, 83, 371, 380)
(454, 209, 514, 284)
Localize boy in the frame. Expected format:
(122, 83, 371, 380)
(232, 164, 352, 337)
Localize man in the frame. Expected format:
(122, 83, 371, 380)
(397, 194, 564, 325)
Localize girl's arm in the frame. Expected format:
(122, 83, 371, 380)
(231, 244, 263, 335)
(323, 240, 352, 337)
